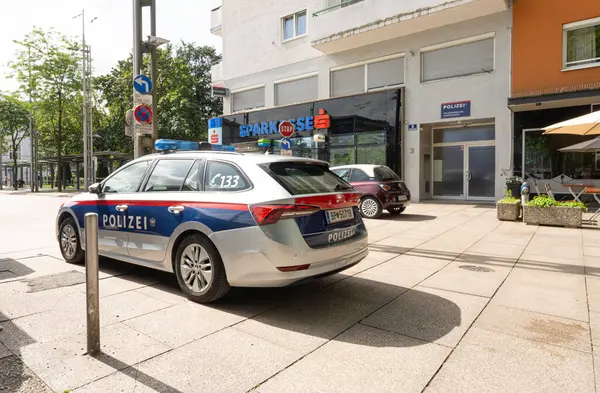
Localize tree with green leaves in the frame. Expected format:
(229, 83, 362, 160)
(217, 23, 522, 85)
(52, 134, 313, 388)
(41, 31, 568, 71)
(94, 41, 221, 152)
(10, 28, 82, 191)
(0, 95, 30, 189)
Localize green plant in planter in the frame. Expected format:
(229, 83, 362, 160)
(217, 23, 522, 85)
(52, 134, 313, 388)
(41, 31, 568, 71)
(499, 188, 519, 203)
(527, 195, 587, 212)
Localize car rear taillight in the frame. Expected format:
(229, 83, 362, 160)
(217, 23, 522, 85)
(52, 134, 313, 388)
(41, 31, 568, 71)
(379, 184, 392, 191)
(250, 204, 320, 225)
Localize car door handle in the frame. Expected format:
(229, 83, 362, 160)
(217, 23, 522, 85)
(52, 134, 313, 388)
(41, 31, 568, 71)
(115, 204, 128, 212)
(168, 205, 185, 214)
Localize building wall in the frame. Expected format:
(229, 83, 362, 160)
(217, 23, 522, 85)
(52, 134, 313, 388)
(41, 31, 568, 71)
(512, 0, 600, 98)
(220, 10, 512, 201)
(222, 0, 323, 81)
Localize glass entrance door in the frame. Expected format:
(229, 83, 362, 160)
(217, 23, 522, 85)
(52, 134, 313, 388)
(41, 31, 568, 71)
(467, 145, 495, 199)
(433, 145, 464, 197)
(433, 143, 495, 200)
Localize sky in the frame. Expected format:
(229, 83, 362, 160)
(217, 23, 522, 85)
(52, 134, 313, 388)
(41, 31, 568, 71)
(0, 0, 223, 92)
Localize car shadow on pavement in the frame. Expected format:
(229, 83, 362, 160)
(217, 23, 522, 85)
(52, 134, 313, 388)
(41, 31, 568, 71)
(209, 276, 462, 348)
(378, 213, 438, 222)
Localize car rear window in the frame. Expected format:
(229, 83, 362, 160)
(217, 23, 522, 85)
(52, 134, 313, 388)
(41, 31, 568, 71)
(263, 162, 353, 195)
(374, 166, 400, 181)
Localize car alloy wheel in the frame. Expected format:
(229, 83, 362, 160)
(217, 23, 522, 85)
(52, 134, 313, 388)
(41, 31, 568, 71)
(360, 197, 382, 219)
(180, 243, 213, 294)
(60, 224, 78, 259)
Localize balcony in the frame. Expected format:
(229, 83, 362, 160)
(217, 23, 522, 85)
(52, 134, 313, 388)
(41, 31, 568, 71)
(211, 62, 223, 84)
(311, 0, 509, 54)
(211, 5, 222, 36)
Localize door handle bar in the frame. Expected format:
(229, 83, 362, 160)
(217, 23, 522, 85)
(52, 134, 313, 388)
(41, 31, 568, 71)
(115, 204, 128, 212)
(168, 205, 185, 214)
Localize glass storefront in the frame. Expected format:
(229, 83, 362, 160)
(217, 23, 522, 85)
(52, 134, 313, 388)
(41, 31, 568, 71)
(219, 89, 402, 174)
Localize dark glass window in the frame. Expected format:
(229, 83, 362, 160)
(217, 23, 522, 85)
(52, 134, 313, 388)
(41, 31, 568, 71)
(144, 160, 194, 192)
(349, 169, 371, 182)
(102, 160, 152, 193)
(264, 162, 352, 195)
(204, 161, 250, 191)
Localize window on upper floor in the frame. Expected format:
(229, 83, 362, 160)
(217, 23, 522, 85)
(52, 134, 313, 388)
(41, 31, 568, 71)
(421, 35, 494, 82)
(275, 74, 318, 106)
(564, 17, 600, 70)
(330, 55, 405, 97)
(231, 86, 266, 113)
(282, 10, 307, 41)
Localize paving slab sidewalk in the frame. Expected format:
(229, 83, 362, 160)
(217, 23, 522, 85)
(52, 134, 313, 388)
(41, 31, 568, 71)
(1, 201, 600, 392)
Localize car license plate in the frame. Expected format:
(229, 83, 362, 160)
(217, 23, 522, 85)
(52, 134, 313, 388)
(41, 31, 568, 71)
(325, 207, 354, 224)
(397, 195, 407, 201)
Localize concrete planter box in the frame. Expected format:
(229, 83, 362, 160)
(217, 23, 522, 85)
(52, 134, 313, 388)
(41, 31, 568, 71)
(522, 205, 583, 228)
(497, 201, 521, 221)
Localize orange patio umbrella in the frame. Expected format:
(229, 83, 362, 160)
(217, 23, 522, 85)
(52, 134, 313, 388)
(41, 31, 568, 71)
(543, 110, 600, 135)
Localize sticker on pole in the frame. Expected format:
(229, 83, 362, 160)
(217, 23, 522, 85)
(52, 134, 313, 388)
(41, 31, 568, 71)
(133, 75, 153, 95)
(134, 105, 153, 124)
(279, 121, 295, 138)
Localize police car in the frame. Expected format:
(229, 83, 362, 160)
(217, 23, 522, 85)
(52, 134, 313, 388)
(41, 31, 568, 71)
(56, 140, 369, 303)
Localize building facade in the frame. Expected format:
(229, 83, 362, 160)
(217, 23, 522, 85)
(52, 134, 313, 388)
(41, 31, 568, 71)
(509, 0, 600, 197)
(1, 135, 32, 187)
(210, 0, 513, 202)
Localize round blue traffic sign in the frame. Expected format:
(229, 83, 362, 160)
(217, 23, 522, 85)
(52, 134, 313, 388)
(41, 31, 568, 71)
(134, 105, 153, 124)
(280, 137, 292, 151)
(134, 74, 153, 95)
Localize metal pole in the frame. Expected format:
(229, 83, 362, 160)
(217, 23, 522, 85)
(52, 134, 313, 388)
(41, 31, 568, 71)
(29, 46, 34, 192)
(82, 9, 89, 189)
(89, 46, 94, 184)
(84, 212, 100, 354)
(133, 0, 142, 159)
(150, 0, 158, 146)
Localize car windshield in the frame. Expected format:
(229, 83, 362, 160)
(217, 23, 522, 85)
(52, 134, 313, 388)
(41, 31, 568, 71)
(264, 162, 353, 195)
(374, 166, 400, 181)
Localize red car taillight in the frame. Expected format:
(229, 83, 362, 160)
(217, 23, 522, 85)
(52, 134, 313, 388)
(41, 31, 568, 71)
(379, 184, 392, 191)
(250, 204, 320, 225)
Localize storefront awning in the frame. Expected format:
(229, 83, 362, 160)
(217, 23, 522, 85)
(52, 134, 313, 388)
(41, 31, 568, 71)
(508, 88, 600, 112)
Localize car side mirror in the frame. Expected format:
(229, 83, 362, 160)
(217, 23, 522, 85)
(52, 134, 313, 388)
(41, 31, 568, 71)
(89, 183, 101, 194)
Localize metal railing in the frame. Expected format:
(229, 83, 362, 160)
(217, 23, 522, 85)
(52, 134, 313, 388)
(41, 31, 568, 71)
(313, 0, 364, 17)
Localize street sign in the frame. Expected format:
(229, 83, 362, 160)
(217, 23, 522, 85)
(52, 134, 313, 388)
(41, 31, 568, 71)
(280, 137, 292, 151)
(134, 74, 153, 95)
(134, 105, 153, 124)
(279, 121, 295, 137)
(134, 123, 153, 136)
(281, 149, 292, 156)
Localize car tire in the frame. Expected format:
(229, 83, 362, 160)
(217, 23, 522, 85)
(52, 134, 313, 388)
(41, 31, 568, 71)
(59, 217, 85, 264)
(174, 233, 231, 303)
(360, 197, 383, 219)
(387, 206, 406, 215)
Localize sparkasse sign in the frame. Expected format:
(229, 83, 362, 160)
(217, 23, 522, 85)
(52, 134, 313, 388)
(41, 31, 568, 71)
(441, 100, 471, 119)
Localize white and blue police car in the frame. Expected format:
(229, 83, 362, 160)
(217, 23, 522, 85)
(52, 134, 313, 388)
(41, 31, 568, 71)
(56, 140, 369, 303)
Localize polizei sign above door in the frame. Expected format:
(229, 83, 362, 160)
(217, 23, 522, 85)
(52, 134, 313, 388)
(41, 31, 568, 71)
(441, 100, 471, 119)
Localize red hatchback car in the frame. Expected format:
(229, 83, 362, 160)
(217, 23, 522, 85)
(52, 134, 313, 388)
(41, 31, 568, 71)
(331, 165, 411, 219)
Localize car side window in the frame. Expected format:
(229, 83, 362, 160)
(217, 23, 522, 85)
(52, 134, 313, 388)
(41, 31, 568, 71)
(102, 161, 151, 193)
(349, 169, 371, 182)
(182, 160, 203, 191)
(332, 169, 350, 181)
(204, 161, 249, 191)
(144, 159, 194, 192)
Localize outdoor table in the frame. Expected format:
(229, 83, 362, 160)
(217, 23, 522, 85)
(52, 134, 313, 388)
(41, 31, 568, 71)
(584, 187, 600, 224)
(563, 183, 595, 203)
